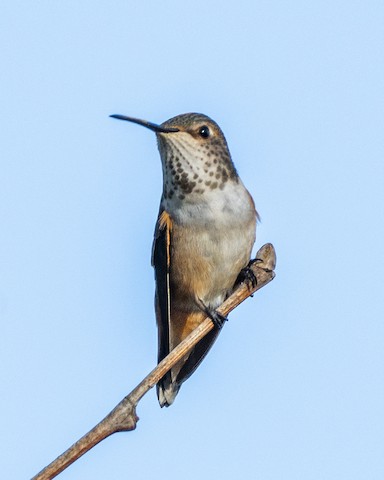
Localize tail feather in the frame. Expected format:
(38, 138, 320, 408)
(156, 325, 221, 407)
(157, 372, 180, 407)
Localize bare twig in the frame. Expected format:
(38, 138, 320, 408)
(32, 243, 276, 480)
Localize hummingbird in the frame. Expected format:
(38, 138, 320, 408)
(110, 112, 258, 407)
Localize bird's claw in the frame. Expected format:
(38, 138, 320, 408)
(206, 309, 228, 329)
(236, 259, 261, 289)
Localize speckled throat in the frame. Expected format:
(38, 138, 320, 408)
(156, 113, 239, 202)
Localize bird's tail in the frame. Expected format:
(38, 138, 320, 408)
(157, 373, 180, 407)
(156, 325, 220, 407)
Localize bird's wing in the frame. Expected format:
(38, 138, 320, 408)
(152, 206, 221, 406)
(152, 207, 173, 365)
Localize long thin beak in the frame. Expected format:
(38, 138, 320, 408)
(110, 114, 179, 133)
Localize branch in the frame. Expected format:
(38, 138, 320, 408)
(32, 243, 276, 480)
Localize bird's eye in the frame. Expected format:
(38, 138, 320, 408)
(198, 125, 210, 138)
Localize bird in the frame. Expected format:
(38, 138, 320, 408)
(110, 112, 258, 407)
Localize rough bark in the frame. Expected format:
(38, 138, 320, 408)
(32, 243, 276, 480)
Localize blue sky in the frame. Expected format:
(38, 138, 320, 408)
(1, 1, 384, 479)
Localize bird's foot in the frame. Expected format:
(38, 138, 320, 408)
(205, 308, 228, 329)
(236, 258, 263, 289)
(197, 298, 228, 329)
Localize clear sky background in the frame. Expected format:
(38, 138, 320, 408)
(1, 1, 384, 479)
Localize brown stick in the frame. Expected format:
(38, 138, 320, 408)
(32, 243, 276, 480)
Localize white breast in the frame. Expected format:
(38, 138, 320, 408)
(168, 179, 257, 308)
(168, 179, 256, 227)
